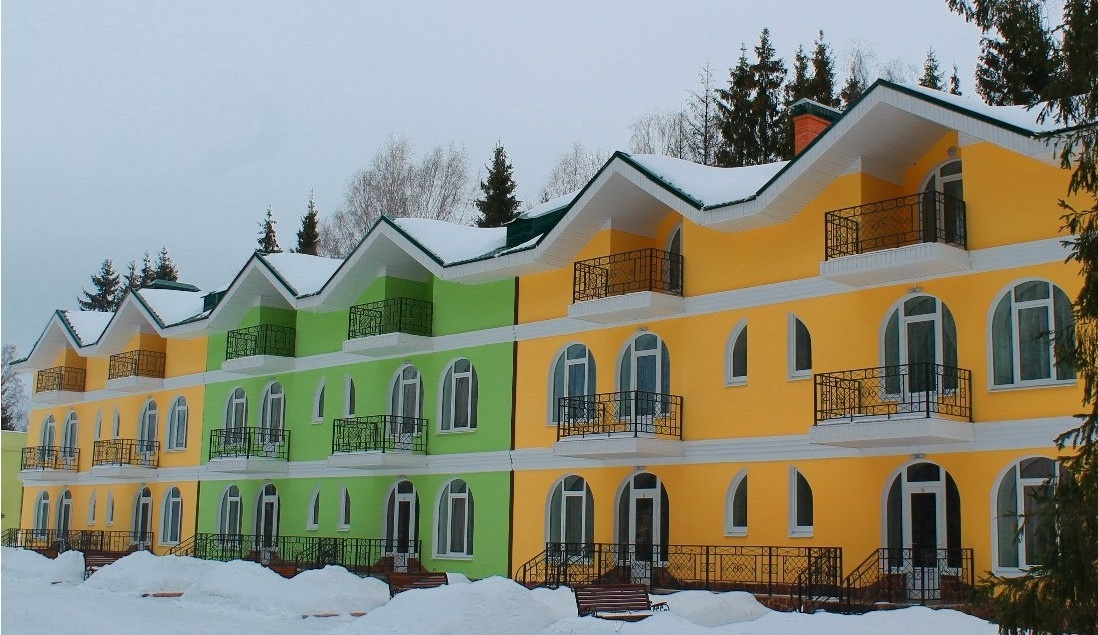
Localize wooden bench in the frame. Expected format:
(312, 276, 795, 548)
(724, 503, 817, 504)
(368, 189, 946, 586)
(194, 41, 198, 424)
(574, 584, 669, 621)
(388, 571, 449, 597)
(83, 551, 122, 578)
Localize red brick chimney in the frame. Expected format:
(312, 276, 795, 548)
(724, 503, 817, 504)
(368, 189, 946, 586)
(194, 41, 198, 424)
(791, 98, 841, 155)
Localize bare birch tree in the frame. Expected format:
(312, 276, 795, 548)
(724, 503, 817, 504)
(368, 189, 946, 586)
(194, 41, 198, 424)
(536, 142, 608, 203)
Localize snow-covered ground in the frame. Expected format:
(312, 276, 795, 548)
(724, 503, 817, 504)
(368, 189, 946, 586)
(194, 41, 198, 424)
(0, 547, 999, 635)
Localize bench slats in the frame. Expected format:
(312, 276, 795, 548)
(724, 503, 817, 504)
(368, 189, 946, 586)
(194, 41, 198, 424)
(388, 572, 449, 597)
(574, 584, 667, 621)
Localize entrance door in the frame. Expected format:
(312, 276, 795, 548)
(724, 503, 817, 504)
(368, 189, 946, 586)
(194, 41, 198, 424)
(617, 473, 668, 584)
(256, 484, 279, 561)
(922, 160, 963, 245)
(56, 491, 73, 545)
(390, 366, 421, 449)
(386, 481, 419, 571)
(886, 463, 960, 600)
(883, 296, 957, 398)
(133, 488, 152, 547)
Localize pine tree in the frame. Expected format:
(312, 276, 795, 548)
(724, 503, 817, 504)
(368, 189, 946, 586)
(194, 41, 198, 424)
(475, 144, 520, 228)
(125, 261, 140, 293)
(258, 205, 282, 253)
(807, 31, 839, 107)
(749, 29, 788, 163)
(139, 251, 155, 288)
(920, 47, 944, 90)
(152, 247, 179, 282)
(973, 0, 1057, 106)
(78, 259, 122, 312)
(296, 193, 321, 255)
(839, 42, 873, 108)
(950, 64, 964, 95)
(715, 44, 757, 167)
(785, 45, 812, 105)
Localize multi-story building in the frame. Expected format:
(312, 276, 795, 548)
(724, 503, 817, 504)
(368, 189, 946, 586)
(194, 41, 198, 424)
(9, 81, 1083, 602)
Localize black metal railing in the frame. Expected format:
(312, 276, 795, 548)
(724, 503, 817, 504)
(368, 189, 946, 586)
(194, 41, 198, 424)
(573, 248, 684, 303)
(557, 391, 683, 440)
(108, 350, 166, 380)
(824, 192, 967, 260)
(225, 324, 296, 360)
(2, 529, 153, 553)
(21, 446, 80, 471)
(92, 439, 159, 468)
(841, 547, 974, 612)
(348, 298, 433, 339)
(814, 363, 972, 424)
(35, 366, 86, 393)
(332, 416, 428, 455)
(517, 543, 842, 595)
(170, 533, 422, 576)
(794, 547, 845, 613)
(209, 427, 290, 461)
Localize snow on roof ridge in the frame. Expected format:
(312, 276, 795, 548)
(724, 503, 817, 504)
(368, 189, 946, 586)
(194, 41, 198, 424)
(626, 153, 788, 208)
(135, 287, 209, 326)
(520, 190, 579, 219)
(260, 252, 343, 296)
(392, 217, 509, 264)
(893, 82, 1060, 133)
(59, 309, 114, 345)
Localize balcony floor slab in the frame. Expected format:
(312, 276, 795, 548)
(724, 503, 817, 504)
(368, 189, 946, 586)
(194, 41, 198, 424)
(820, 243, 970, 286)
(221, 355, 296, 375)
(808, 415, 974, 448)
(31, 390, 84, 405)
(553, 435, 684, 459)
(106, 376, 164, 392)
(19, 468, 77, 483)
(206, 457, 289, 473)
(327, 452, 428, 469)
(89, 465, 159, 480)
(568, 292, 685, 324)
(343, 333, 432, 357)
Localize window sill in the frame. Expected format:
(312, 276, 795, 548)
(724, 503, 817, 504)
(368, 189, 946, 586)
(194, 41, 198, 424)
(159, 541, 180, 547)
(724, 529, 748, 537)
(311, 419, 324, 425)
(436, 428, 476, 435)
(788, 373, 812, 382)
(992, 567, 1028, 578)
(724, 378, 747, 388)
(306, 525, 318, 532)
(337, 526, 350, 532)
(788, 529, 814, 538)
(164, 448, 187, 453)
(989, 379, 1076, 392)
(433, 554, 474, 561)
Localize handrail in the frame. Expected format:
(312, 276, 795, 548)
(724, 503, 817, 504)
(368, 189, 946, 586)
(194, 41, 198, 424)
(332, 415, 428, 455)
(35, 366, 86, 393)
(814, 363, 972, 424)
(557, 391, 683, 440)
(226, 324, 296, 359)
(348, 298, 433, 339)
(108, 350, 166, 380)
(573, 248, 683, 303)
(21, 446, 80, 471)
(92, 439, 159, 468)
(209, 427, 290, 461)
(824, 191, 967, 259)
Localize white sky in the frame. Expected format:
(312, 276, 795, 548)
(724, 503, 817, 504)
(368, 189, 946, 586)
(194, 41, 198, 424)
(0, 1, 985, 353)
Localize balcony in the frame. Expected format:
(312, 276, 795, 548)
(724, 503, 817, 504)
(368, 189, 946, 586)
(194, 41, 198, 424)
(820, 192, 970, 286)
(222, 324, 296, 374)
(33, 366, 86, 404)
(90, 439, 159, 479)
(169, 534, 421, 576)
(208, 427, 290, 473)
(553, 391, 684, 459)
(343, 298, 433, 357)
(568, 248, 685, 323)
(106, 350, 165, 392)
(328, 415, 428, 469)
(809, 363, 974, 448)
(19, 447, 79, 482)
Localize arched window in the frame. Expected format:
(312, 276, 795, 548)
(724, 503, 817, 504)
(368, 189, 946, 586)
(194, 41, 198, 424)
(56, 490, 73, 534)
(667, 225, 683, 293)
(547, 475, 594, 548)
(225, 388, 247, 430)
(112, 408, 120, 439)
(885, 462, 962, 568)
(725, 470, 748, 536)
(133, 487, 153, 545)
(921, 159, 965, 246)
(726, 321, 748, 385)
(167, 396, 188, 450)
(61, 411, 78, 466)
(94, 409, 103, 441)
(339, 487, 352, 530)
(882, 295, 957, 394)
(314, 379, 326, 422)
(436, 479, 474, 557)
(161, 487, 183, 545)
(33, 491, 50, 535)
(88, 491, 98, 526)
(385, 480, 420, 558)
(259, 382, 285, 443)
(106, 490, 115, 525)
(441, 359, 478, 431)
(991, 280, 1075, 387)
(390, 365, 423, 419)
(40, 415, 56, 447)
(345, 376, 356, 416)
(306, 487, 320, 530)
(790, 469, 813, 536)
(618, 334, 671, 420)
(789, 315, 812, 378)
(550, 344, 596, 423)
(219, 485, 242, 535)
(616, 472, 670, 562)
(138, 400, 158, 443)
(995, 457, 1058, 570)
(255, 483, 280, 550)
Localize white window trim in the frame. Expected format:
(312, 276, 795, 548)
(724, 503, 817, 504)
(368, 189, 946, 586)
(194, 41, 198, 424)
(991, 456, 1059, 575)
(139, 399, 159, 443)
(547, 343, 596, 425)
(87, 491, 97, 526)
(306, 486, 321, 531)
(313, 379, 326, 423)
(93, 410, 103, 442)
(260, 381, 285, 433)
(344, 375, 356, 417)
(724, 469, 748, 537)
(390, 364, 423, 419)
(788, 314, 812, 380)
(338, 486, 351, 531)
(788, 467, 814, 538)
(112, 408, 120, 439)
(725, 320, 748, 387)
(439, 358, 477, 434)
(986, 278, 1077, 391)
(434, 479, 473, 559)
(544, 475, 593, 545)
(167, 396, 188, 451)
(159, 487, 183, 546)
(225, 388, 247, 430)
(105, 490, 115, 526)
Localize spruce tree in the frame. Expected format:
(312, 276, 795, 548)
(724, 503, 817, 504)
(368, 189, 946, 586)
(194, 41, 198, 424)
(749, 29, 788, 163)
(78, 259, 122, 312)
(152, 247, 179, 282)
(139, 251, 155, 288)
(715, 44, 757, 167)
(807, 31, 839, 107)
(258, 205, 282, 253)
(296, 194, 321, 255)
(920, 47, 944, 90)
(973, 0, 1057, 105)
(475, 144, 520, 228)
(950, 64, 964, 95)
(125, 261, 140, 294)
(785, 45, 812, 105)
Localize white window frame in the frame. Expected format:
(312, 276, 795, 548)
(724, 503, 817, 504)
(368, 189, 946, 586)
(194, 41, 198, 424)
(112, 408, 120, 439)
(167, 396, 188, 450)
(440, 358, 478, 433)
(789, 467, 814, 537)
(219, 485, 242, 535)
(138, 400, 158, 444)
(788, 314, 812, 380)
(548, 343, 597, 424)
(33, 491, 50, 533)
(338, 486, 352, 531)
(993, 456, 1059, 573)
(259, 381, 285, 436)
(306, 487, 321, 531)
(106, 490, 115, 526)
(160, 487, 183, 546)
(989, 279, 1076, 390)
(545, 475, 594, 546)
(313, 379, 326, 423)
(725, 469, 749, 536)
(725, 320, 748, 386)
(225, 387, 247, 430)
(40, 415, 56, 447)
(93, 409, 103, 441)
(435, 479, 474, 559)
(87, 491, 97, 526)
(390, 364, 423, 419)
(345, 375, 356, 417)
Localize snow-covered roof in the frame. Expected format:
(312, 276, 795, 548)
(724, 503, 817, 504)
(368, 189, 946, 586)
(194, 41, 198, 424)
(895, 82, 1063, 134)
(628, 155, 788, 208)
(260, 252, 343, 297)
(136, 288, 208, 327)
(520, 191, 579, 219)
(58, 310, 113, 346)
(393, 218, 510, 264)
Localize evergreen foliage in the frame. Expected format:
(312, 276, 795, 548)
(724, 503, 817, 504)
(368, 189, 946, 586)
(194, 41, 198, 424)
(807, 31, 839, 107)
(125, 261, 141, 294)
(973, 0, 1057, 105)
(296, 194, 321, 255)
(749, 29, 789, 163)
(950, 64, 964, 95)
(947, 1, 1098, 633)
(152, 247, 179, 282)
(78, 259, 122, 312)
(475, 144, 520, 228)
(840, 53, 869, 108)
(258, 205, 282, 253)
(139, 251, 154, 288)
(785, 45, 812, 106)
(715, 45, 756, 167)
(920, 47, 944, 90)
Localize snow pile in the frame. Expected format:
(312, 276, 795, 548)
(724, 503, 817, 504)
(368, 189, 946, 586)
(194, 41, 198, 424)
(341, 576, 560, 635)
(529, 586, 579, 619)
(537, 612, 721, 635)
(1, 547, 85, 584)
(628, 154, 786, 207)
(661, 590, 770, 627)
(262, 252, 343, 296)
(82, 550, 218, 595)
(743, 604, 998, 635)
(282, 565, 390, 614)
(521, 190, 578, 219)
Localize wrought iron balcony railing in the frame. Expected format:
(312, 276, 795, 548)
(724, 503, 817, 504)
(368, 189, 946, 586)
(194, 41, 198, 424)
(573, 248, 684, 303)
(348, 298, 433, 339)
(814, 363, 972, 424)
(108, 350, 166, 380)
(557, 391, 683, 440)
(170, 533, 421, 575)
(2, 529, 153, 553)
(35, 366, 86, 393)
(21, 446, 80, 471)
(225, 324, 296, 360)
(92, 439, 159, 468)
(209, 427, 290, 461)
(824, 192, 967, 260)
(332, 415, 428, 455)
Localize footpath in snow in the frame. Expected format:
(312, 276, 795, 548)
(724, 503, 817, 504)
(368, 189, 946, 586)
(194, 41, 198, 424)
(0, 547, 999, 635)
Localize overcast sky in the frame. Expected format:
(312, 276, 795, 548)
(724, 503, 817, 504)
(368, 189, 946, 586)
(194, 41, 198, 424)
(1, 1, 986, 353)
